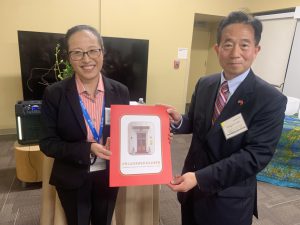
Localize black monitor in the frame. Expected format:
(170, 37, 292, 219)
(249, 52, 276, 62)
(17, 30, 149, 102)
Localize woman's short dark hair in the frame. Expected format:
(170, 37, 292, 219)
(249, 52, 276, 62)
(217, 11, 262, 46)
(64, 25, 104, 52)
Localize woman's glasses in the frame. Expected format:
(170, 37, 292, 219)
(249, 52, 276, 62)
(68, 49, 102, 61)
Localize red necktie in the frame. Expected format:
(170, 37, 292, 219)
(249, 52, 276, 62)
(212, 81, 229, 124)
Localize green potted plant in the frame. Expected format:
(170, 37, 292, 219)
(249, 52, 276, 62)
(53, 43, 73, 80)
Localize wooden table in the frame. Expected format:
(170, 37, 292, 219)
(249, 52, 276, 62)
(40, 154, 160, 225)
(14, 142, 43, 186)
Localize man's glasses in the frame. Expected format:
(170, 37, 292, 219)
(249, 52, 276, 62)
(68, 49, 102, 61)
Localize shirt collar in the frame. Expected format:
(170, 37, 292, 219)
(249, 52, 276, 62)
(220, 68, 250, 95)
(75, 73, 104, 95)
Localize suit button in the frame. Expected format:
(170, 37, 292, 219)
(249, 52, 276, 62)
(78, 160, 83, 164)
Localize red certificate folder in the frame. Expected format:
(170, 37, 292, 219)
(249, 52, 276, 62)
(109, 105, 172, 187)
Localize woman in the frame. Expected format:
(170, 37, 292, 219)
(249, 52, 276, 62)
(39, 25, 130, 225)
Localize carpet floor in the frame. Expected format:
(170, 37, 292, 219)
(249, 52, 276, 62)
(1, 134, 300, 225)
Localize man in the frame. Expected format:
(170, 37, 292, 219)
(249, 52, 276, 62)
(166, 11, 287, 225)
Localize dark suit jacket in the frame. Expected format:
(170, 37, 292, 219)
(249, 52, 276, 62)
(177, 70, 287, 225)
(39, 75, 130, 189)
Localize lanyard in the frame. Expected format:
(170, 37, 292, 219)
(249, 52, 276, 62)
(79, 96, 105, 143)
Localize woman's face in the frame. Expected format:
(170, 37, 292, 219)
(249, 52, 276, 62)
(67, 30, 103, 83)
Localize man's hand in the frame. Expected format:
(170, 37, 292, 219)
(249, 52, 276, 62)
(167, 172, 197, 192)
(90, 142, 111, 160)
(168, 131, 174, 144)
(156, 104, 182, 126)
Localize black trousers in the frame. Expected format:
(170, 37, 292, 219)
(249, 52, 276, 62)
(56, 170, 118, 225)
(181, 188, 254, 225)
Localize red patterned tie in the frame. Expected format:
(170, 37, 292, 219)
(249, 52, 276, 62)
(212, 81, 229, 124)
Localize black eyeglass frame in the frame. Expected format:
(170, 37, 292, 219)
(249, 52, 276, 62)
(68, 48, 102, 61)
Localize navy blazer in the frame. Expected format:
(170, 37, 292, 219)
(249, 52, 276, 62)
(177, 70, 287, 223)
(39, 75, 130, 189)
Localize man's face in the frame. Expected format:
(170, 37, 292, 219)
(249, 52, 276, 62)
(214, 23, 260, 80)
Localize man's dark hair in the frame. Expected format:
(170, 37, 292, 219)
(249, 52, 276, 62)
(217, 11, 262, 46)
(65, 25, 104, 52)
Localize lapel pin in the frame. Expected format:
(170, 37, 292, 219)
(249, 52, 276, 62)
(238, 100, 244, 106)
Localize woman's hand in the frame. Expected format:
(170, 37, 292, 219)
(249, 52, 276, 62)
(90, 142, 111, 160)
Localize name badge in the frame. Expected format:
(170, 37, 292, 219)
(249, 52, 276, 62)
(90, 157, 106, 172)
(221, 113, 248, 140)
(105, 107, 111, 125)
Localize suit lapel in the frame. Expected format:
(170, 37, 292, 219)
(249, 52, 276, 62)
(204, 76, 221, 131)
(65, 76, 87, 135)
(64, 75, 119, 140)
(102, 76, 119, 140)
(103, 76, 113, 107)
(221, 73, 255, 121)
(207, 71, 255, 138)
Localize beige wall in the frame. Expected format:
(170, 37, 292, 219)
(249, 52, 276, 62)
(0, 0, 100, 133)
(100, 0, 244, 114)
(244, 0, 300, 12)
(101, 0, 195, 112)
(187, 21, 223, 104)
(1, 0, 300, 132)
(186, 25, 211, 103)
(187, 0, 300, 104)
(206, 23, 222, 76)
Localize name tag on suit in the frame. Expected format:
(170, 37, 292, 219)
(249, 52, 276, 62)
(221, 113, 248, 140)
(90, 108, 111, 172)
(105, 107, 111, 125)
(90, 158, 106, 172)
